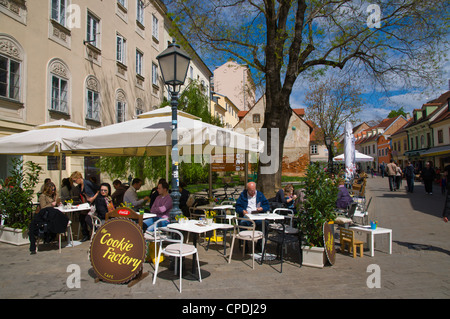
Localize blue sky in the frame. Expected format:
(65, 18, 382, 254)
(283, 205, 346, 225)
(183, 1, 450, 126)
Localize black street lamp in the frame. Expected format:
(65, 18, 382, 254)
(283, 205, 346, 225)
(325, 136, 333, 174)
(156, 41, 191, 222)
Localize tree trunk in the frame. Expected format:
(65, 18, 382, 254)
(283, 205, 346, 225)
(256, 90, 292, 197)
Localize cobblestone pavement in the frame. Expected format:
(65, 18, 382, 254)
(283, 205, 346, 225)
(1, 176, 449, 302)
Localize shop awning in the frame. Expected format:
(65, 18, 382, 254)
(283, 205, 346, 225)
(403, 149, 427, 157)
(420, 145, 450, 157)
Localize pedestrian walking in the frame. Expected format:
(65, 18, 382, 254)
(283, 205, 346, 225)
(380, 162, 385, 178)
(386, 159, 397, 191)
(421, 161, 436, 195)
(405, 161, 415, 193)
(395, 164, 403, 190)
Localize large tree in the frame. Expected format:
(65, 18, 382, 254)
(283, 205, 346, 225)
(304, 75, 362, 162)
(165, 0, 449, 195)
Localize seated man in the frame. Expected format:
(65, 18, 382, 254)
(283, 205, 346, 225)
(111, 179, 127, 207)
(144, 180, 172, 232)
(123, 178, 150, 211)
(235, 182, 270, 229)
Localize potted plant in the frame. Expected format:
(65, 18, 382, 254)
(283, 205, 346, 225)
(296, 162, 338, 268)
(0, 159, 42, 245)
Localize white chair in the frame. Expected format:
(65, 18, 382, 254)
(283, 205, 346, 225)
(228, 217, 264, 269)
(152, 221, 202, 293)
(272, 208, 295, 227)
(90, 215, 103, 241)
(144, 218, 169, 264)
(58, 220, 74, 253)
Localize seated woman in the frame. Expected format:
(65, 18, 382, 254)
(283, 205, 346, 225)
(143, 180, 172, 232)
(275, 184, 297, 210)
(39, 182, 58, 209)
(336, 178, 353, 210)
(86, 183, 114, 229)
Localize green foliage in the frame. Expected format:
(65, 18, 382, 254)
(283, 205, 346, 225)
(0, 159, 42, 230)
(297, 162, 338, 247)
(387, 107, 408, 119)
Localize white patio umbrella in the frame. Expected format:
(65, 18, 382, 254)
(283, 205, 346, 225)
(61, 107, 264, 184)
(342, 121, 355, 179)
(0, 119, 87, 156)
(333, 150, 374, 162)
(0, 119, 90, 192)
(61, 107, 263, 157)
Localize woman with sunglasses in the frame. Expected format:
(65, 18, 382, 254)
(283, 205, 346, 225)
(86, 183, 114, 237)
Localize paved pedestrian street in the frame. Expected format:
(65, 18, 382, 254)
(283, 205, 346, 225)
(1, 176, 449, 302)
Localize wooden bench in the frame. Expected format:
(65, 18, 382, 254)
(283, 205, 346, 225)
(340, 228, 364, 258)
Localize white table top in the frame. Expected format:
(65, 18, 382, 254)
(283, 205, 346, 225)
(143, 213, 157, 219)
(196, 204, 234, 210)
(245, 212, 285, 221)
(57, 204, 91, 213)
(167, 219, 232, 233)
(350, 225, 392, 234)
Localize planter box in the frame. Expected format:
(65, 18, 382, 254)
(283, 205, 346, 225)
(0, 226, 29, 246)
(301, 246, 326, 268)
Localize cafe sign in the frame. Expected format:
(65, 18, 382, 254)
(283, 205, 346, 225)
(323, 222, 336, 265)
(90, 218, 146, 284)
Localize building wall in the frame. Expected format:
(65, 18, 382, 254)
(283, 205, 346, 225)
(210, 93, 239, 129)
(0, 0, 211, 188)
(235, 96, 310, 176)
(213, 61, 256, 111)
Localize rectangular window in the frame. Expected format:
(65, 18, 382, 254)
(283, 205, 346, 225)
(152, 15, 159, 40)
(47, 154, 66, 171)
(136, 50, 143, 76)
(0, 55, 20, 100)
(86, 89, 100, 121)
(51, 75, 68, 113)
(116, 34, 126, 64)
(117, 0, 126, 8)
(438, 130, 444, 144)
(152, 63, 158, 86)
(310, 144, 318, 154)
(117, 100, 125, 123)
(51, 0, 66, 26)
(137, 0, 144, 25)
(87, 13, 99, 48)
(253, 114, 260, 123)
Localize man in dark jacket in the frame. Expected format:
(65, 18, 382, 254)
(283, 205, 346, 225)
(404, 161, 415, 193)
(235, 182, 270, 229)
(421, 161, 436, 194)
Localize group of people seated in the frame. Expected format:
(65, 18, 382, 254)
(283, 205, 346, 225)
(35, 173, 190, 241)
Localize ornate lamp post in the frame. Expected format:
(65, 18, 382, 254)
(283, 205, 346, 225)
(156, 41, 191, 222)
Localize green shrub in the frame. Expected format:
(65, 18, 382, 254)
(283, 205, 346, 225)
(297, 162, 338, 247)
(0, 159, 42, 230)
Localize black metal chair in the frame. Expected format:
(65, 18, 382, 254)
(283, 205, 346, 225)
(260, 219, 302, 273)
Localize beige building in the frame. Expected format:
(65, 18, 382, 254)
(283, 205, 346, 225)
(210, 92, 240, 129)
(0, 0, 212, 187)
(213, 61, 256, 111)
(235, 96, 312, 177)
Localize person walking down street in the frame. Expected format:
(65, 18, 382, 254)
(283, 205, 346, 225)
(380, 162, 385, 178)
(395, 164, 403, 190)
(405, 161, 415, 193)
(386, 159, 397, 191)
(421, 161, 436, 195)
